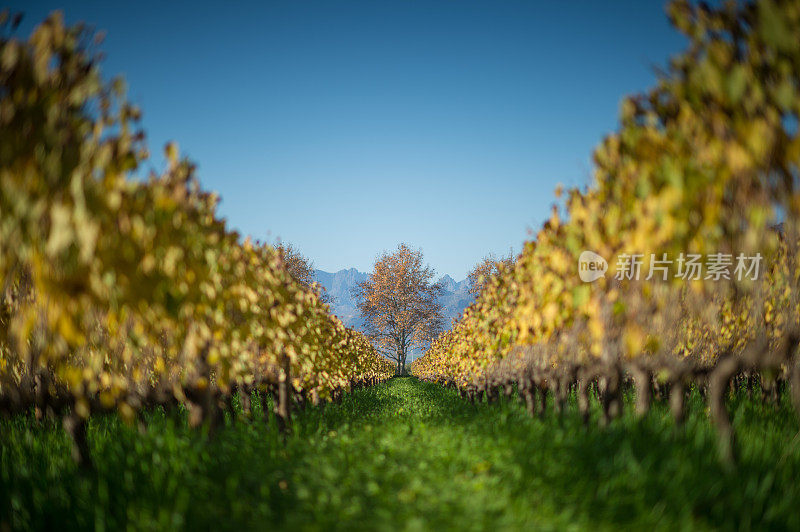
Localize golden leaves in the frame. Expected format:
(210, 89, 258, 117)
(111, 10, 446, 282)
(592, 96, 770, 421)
(0, 13, 393, 418)
(415, 0, 800, 389)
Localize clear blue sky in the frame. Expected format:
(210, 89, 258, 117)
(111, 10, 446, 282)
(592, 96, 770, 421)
(13, 1, 685, 280)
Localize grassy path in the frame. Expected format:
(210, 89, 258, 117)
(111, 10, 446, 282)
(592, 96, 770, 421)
(2, 377, 800, 530)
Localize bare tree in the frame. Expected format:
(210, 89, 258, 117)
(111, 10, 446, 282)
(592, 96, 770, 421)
(354, 244, 445, 375)
(467, 251, 515, 296)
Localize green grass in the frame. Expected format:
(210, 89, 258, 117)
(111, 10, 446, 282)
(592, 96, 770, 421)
(2, 377, 800, 530)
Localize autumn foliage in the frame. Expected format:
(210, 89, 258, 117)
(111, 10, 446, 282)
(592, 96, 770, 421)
(0, 12, 393, 466)
(354, 244, 445, 375)
(412, 0, 800, 463)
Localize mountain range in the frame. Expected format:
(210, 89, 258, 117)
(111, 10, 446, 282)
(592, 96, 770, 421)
(313, 268, 474, 333)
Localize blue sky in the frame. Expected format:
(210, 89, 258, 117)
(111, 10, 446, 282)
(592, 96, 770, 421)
(13, 1, 685, 280)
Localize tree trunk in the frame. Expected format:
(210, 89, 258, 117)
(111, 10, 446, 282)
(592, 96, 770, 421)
(761, 373, 779, 407)
(630, 366, 652, 418)
(522, 381, 536, 416)
(538, 384, 547, 419)
(598, 371, 620, 426)
(240, 388, 252, 419)
(504, 383, 514, 398)
(296, 389, 308, 412)
(791, 359, 800, 423)
(553, 378, 568, 415)
(275, 355, 292, 435)
(260, 390, 271, 424)
(709, 355, 740, 464)
(653, 379, 667, 402)
(669, 379, 686, 426)
(487, 386, 498, 404)
(201, 386, 225, 436)
(64, 414, 93, 470)
(577, 378, 591, 425)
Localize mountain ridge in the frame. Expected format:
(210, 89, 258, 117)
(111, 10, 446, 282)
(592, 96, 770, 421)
(313, 268, 474, 338)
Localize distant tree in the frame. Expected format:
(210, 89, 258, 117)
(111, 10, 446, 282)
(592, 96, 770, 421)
(276, 242, 332, 304)
(354, 244, 445, 375)
(467, 252, 515, 296)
